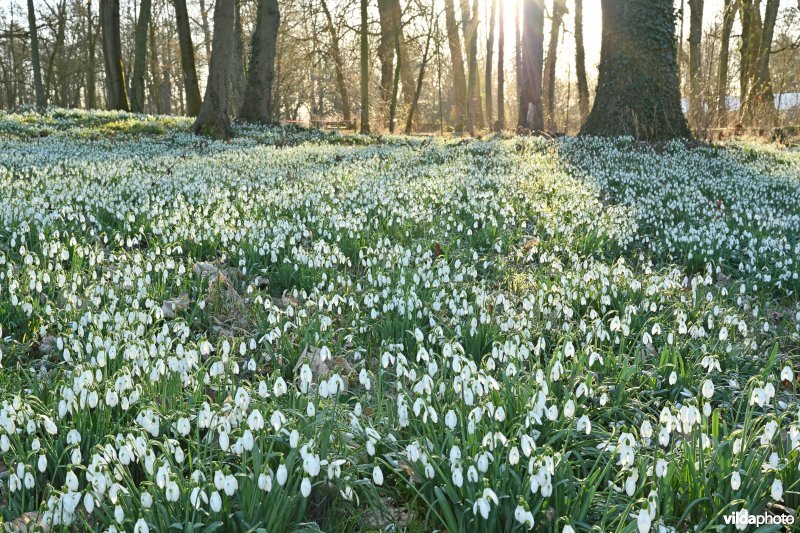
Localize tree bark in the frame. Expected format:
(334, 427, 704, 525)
(715, 0, 735, 126)
(687, 0, 703, 129)
(27, 0, 46, 110)
(198, 0, 213, 60)
(320, 0, 352, 123)
(86, 0, 97, 109)
(388, 10, 402, 132)
(518, 0, 544, 131)
(131, 0, 152, 113)
(405, 7, 435, 134)
(580, 0, 690, 140)
(360, 0, 370, 134)
(191, 0, 235, 139)
(496, 0, 505, 130)
(239, 0, 280, 124)
(377, 0, 394, 108)
(574, 0, 589, 123)
(485, 0, 496, 127)
(228, 0, 246, 115)
(543, 0, 566, 130)
(148, 16, 161, 113)
(444, 0, 467, 132)
(463, 0, 484, 132)
(174, 0, 202, 116)
(741, 0, 779, 125)
(100, 0, 129, 111)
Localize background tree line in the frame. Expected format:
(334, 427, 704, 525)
(1, 0, 798, 140)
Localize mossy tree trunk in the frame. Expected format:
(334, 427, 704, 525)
(444, 0, 467, 133)
(580, 0, 690, 141)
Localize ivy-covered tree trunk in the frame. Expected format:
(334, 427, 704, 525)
(580, 0, 690, 141)
(687, 0, 703, 130)
(191, 0, 235, 139)
(239, 0, 280, 124)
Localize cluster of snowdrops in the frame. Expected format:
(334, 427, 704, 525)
(0, 109, 799, 531)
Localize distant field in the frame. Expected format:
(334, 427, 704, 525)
(1, 110, 799, 532)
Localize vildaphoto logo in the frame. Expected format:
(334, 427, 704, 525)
(722, 509, 795, 529)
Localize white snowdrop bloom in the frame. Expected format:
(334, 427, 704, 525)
(301, 477, 312, 497)
(445, 410, 457, 429)
(114, 505, 125, 524)
(141, 492, 153, 509)
(509, 446, 520, 465)
(781, 366, 794, 382)
(668, 371, 678, 385)
(373, 465, 384, 486)
(84, 492, 95, 514)
(176, 417, 191, 436)
(38, 454, 47, 473)
(655, 458, 668, 478)
(563, 400, 575, 418)
(467, 465, 479, 483)
(65, 471, 79, 492)
(563, 525, 576, 533)
(258, 472, 273, 492)
(452, 466, 463, 488)
(577, 415, 591, 435)
(209, 491, 222, 513)
(701, 380, 714, 399)
(223, 474, 238, 496)
(271, 410, 286, 432)
(719, 327, 728, 341)
(771, 479, 783, 501)
(274, 377, 288, 397)
(166, 480, 180, 502)
(731, 471, 741, 490)
(277, 464, 288, 486)
(42, 416, 58, 435)
(637, 508, 652, 533)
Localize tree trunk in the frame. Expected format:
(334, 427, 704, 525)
(239, 0, 280, 123)
(360, 0, 370, 134)
(485, 0, 496, 127)
(574, 0, 589, 123)
(405, 7, 435, 134)
(148, 18, 161, 113)
(174, 0, 202, 116)
(580, 0, 690, 140)
(320, 0, 352, 123)
(741, 0, 779, 125)
(463, 0, 484, 132)
(198, 0, 213, 60)
(228, 0, 246, 115)
(496, 0, 505, 130)
(377, 0, 394, 109)
(715, 0, 735, 126)
(687, 0, 703, 129)
(543, 0, 566, 130)
(100, 0, 129, 110)
(86, 0, 97, 109)
(444, 0, 468, 133)
(131, 0, 152, 113)
(388, 11, 402, 133)
(518, 0, 544, 131)
(191, 0, 235, 139)
(515, 0, 521, 127)
(27, 0, 46, 110)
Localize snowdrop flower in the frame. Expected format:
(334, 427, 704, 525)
(373, 465, 384, 486)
